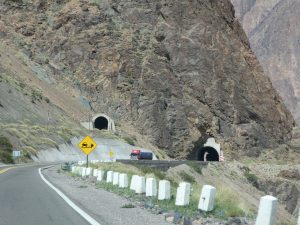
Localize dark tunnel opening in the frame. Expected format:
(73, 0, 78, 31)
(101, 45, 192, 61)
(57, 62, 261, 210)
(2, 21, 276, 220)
(94, 117, 108, 130)
(198, 147, 219, 161)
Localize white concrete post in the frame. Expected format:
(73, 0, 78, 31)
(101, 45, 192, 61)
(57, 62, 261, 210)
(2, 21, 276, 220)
(255, 195, 278, 225)
(79, 167, 84, 176)
(85, 167, 92, 176)
(130, 175, 139, 191)
(77, 167, 82, 175)
(146, 178, 157, 197)
(76, 167, 81, 175)
(71, 166, 76, 173)
(158, 180, 171, 200)
(198, 185, 216, 211)
(119, 173, 129, 188)
(81, 167, 87, 177)
(113, 172, 119, 185)
(175, 182, 191, 206)
(135, 176, 146, 194)
(93, 169, 98, 177)
(106, 171, 113, 183)
(97, 170, 104, 182)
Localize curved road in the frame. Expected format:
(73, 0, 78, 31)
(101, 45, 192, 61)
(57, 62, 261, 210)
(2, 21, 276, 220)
(0, 165, 92, 225)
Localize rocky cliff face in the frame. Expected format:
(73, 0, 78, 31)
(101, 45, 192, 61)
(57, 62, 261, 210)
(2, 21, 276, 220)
(0, 0, 294, 158)
(231, 0, 300, 123)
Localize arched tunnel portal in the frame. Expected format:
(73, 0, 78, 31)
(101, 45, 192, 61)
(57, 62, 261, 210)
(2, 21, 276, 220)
(94, 116, 109, 130)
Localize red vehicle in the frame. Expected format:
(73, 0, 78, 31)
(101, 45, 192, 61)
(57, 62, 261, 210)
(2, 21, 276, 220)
(130, 150, 153, 160)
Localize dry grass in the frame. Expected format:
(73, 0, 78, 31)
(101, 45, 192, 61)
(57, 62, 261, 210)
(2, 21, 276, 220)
(91, 162, 248, 219)
(214, 184, 249, 218)
(93, 162, 143, 176)
(0, 118, 85, 158)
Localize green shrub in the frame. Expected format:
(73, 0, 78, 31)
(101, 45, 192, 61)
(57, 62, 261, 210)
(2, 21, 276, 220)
(45, 97, 50, 103)
(0, 136, 13, 163)
(186, 161, 202, 174)
(96, 182, 136, 198)
(0, 136, 13, 151)
(123, 136, 135, 146)
(95, 162, 142, 176)
(214, 186, 246, 218)
(136, 166, 166, 180)
(121, 203, 135, 208)
(90, 0, 101, 6)
(0, 151, 13, 163)
(31, 89, 43, 103)
(179, 171, 195, 183)
(244, 171, 259, 188)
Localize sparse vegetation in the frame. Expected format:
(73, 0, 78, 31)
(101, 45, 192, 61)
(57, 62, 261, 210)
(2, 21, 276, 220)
(244, 171, 259, 189)
(94, 162, 142, 176)
(45, 97, 50, 103)
(96, 182, 136, 198)
(123, 136, 135, 146)
(214, 185, 247, 218)
(186, 161, 203, 174)
(0, 73, 52, 105)
(135, 165, 166, 180)
(0, 136, 13, 163)
(31, 89, 43, 103)
(91, 162, 249, 220)
(90, 0, 102, 7)
(0, 117, 84, 161)
(179, 171, 195, 183)
(121, 203, 135, 208)
(35, 52, 49, 64)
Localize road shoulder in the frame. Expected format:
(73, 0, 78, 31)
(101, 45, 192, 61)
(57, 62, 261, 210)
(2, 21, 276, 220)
(42, 166, 170, 225)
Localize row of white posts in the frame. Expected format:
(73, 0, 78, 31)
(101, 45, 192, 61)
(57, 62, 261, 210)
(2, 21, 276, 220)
(77, 160, 114, 165)
(72, 166, 300, 225)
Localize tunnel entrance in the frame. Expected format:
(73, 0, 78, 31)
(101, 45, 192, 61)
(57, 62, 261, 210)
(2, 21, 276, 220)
(94, 117, 108, 130)
(198, 147, 219, 161)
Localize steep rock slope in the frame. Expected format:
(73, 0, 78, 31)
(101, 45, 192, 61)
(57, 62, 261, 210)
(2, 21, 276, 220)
(0, 0, 294, 158)
(231, 0, 300, 123)
(0, 43, 87, 158)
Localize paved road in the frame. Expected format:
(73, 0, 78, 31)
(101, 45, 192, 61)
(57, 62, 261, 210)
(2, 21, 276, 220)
(0, 165, 91, 225)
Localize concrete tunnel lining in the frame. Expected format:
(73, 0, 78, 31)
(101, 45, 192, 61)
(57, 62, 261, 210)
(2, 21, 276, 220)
(91, 113, 116, 131)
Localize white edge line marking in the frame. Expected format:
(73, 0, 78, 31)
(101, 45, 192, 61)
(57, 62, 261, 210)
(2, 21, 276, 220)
(38, 167, 101, 225)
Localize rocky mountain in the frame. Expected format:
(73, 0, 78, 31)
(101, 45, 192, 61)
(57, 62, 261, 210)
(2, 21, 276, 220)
(0, 0, 295, 159)
(231, 0, 300, 123)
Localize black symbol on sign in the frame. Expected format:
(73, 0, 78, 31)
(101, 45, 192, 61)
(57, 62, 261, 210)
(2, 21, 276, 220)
(82, 142, 94, 148)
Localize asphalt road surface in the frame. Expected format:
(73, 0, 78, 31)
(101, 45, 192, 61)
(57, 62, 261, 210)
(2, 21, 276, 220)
(0, 165, 92, 225)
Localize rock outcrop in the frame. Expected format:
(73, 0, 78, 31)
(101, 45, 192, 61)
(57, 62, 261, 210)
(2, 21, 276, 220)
(231, 0, 300, 123)
(0, 0, 295, 158)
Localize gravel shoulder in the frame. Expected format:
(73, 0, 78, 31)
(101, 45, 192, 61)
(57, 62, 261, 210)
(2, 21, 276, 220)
(42, 166, 170, 225)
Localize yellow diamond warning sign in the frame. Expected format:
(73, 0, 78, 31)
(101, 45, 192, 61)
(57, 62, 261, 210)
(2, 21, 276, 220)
(108, 150, 115, 158)
(78, 135, 97, 155)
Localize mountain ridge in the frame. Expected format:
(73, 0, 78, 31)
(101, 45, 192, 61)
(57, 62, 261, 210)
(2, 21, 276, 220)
(0, 0, 295, 159)
(231, 0, 300, 123)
